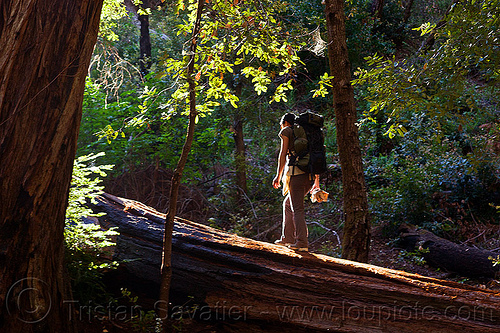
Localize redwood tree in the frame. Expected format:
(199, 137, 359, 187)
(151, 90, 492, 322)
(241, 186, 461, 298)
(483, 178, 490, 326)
(0, 0, 103, 331)
(324, 0, 371, 262)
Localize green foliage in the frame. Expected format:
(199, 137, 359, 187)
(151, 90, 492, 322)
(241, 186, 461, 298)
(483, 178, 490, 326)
(365, 111, 500, 237)
(281, 0, 325, 28)
(67, 153, 114, 220)
(159, 0, 307, 115)
(65, 222, 119, 304)
(80, 0, 311, 182)
(311, 73, 334, 98)
(227, 213, 252, 236)
(121, 289, 161, 332)
(345, 0, 398, 65)
(407, 0, 455, 27)
(398, 247, 430, 266)
(305, 0, 406, 101)
(317, 240, 342, 258)
(80, 76, 235, 180)
(99, 0, 128, 41)
(354, 0, 500, 137)
(490, 255, 500, 267)
(353, 0, 500, 239)
(65, 153, 118, 304)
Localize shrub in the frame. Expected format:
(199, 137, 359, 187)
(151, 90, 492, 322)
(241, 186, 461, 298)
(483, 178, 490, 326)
(366, 112, 500, 238)
(65, 153, 118, 304)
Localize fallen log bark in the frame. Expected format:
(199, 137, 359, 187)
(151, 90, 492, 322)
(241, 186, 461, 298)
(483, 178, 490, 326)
(399, 224, 500, 279)
(92, 193, 500, 332)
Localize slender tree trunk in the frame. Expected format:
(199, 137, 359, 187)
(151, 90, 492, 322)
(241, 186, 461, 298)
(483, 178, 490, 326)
(157, 0, 205, 329)
(233, 116, 248, 199)
(324, 0, 371, 262)
(394, 0, 415, 58)
(372, 0, 385, 19)
(231, 70, 247, 204)
(232, 80, 247, 202)
(139, 13, 152, 75)
(0, 0, 103, 332)
(402, 0, 415, 23)
(123, 0, 153, 75)
(418, 0, 459, 54)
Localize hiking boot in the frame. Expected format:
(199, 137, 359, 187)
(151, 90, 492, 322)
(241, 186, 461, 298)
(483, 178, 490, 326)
(274, 239, 292, 246)
(288, 242, 308, 252)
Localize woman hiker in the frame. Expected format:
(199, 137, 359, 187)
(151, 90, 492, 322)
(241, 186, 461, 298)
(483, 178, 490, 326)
(272, 112, 319, 252)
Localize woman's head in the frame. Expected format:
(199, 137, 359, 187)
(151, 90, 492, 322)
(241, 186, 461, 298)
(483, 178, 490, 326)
(281, 113, 295, 127)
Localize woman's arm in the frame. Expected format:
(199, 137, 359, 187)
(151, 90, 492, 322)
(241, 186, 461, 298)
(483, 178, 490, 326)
(273, 134, 289, 189)
(310, 174, 320, 192)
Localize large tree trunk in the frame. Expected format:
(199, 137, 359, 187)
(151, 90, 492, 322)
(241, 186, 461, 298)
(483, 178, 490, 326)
(0, 0, 103, 332)
(324, 0, 371, 262)
(92, 193, 500, 332)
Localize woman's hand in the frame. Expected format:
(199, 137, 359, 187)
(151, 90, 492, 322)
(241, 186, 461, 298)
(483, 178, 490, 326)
(310, 174, 320, 193)
(272, 175, 281, 189)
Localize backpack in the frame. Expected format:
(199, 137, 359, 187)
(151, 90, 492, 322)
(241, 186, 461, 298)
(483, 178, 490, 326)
(289, 111, 328, 175)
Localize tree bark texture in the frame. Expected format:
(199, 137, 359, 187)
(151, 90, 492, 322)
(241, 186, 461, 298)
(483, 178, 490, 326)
(324, 0, 371, 262)
(158, 0, 205, 325)
(92, 193, 500, 333)
(0, 0, 103, 332)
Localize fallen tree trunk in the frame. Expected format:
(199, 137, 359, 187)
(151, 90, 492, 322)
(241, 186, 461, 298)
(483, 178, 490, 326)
(92, 193, 500, 332)
(399, 224, 500, 279)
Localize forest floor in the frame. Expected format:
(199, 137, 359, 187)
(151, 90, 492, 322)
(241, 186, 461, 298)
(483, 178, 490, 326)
(369, 225, 500, 291)
(305, 203, 500, 291)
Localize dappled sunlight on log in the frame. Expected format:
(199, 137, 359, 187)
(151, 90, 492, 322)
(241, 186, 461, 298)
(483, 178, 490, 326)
(91, 193, 500, 332)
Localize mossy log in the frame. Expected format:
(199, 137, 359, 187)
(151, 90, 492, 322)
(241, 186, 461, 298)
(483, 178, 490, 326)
(92, 193, 500, 332)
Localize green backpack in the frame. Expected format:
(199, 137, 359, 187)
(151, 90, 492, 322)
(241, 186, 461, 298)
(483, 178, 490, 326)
(288, 111, 327, 175)
(289, 123, 309, 171)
